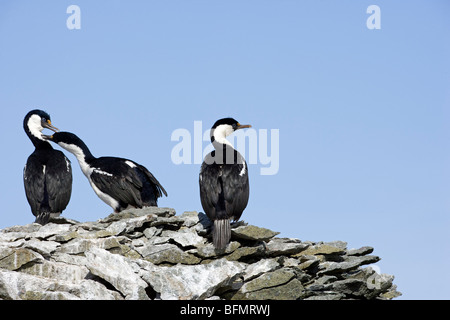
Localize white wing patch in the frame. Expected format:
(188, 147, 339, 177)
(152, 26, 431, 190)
(65, 157, 71, 173)
(93, 168, 113, 177)
(239, 162, 246, 177)
(125, 160, 137, 168)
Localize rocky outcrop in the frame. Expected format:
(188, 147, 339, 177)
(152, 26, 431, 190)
(0, 207, 401, 300)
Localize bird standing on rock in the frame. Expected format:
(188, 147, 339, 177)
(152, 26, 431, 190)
(23, 110, 72, 225)
(43, 131, 167, 213)
(199, 118, 251, 250)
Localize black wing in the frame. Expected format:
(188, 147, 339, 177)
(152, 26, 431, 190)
(23, 150, 72, 217)
(199, 153, 222, 221)
(199, 150, 249, 221)
(90, 159, 144, 209)
(23, 154, 45, 217)
(46, 150, 73, 213)
(90, 158, 166, 210)
(221, 152, 249, 221)
(135, 162, 168, 199)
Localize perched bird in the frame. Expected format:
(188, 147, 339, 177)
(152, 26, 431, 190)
(199, 118, 251, 249)
(43, 131, 167, 213)
(23, 110, 72, 225)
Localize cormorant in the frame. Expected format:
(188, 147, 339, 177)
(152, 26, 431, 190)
(23, 110, 72, 225)
(199, 118, 251, 249)
(43, 131, 167, 212)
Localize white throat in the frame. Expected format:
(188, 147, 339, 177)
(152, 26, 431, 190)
(211, 124, 234, 148)
(27, 114, 45, 141)
(58, 142, 91, 176)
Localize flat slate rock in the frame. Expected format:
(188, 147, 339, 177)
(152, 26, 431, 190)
(231, 225, 280, 241)
(0, 208, 401, 300)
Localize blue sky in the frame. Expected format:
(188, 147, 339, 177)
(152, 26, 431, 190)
(0, 1, 449, 299)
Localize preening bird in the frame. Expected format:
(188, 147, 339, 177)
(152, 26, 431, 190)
(43, 131, 167, 213)
(23, 110, 72, 225)
(199, 118, 251, 249)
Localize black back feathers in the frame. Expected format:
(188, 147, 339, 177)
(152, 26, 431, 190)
(23, 110, 72, 225)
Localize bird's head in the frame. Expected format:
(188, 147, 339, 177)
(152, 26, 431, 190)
(42, 131, 85, 149)
(24, 109, 59, 142)
(42, 131, 92, 160)
(210, 117, 252, 145)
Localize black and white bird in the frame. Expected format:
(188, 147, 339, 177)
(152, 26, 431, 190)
(23, 110, 72, 225)
(199, 118, 251, 249)
(43, 131, 167, 213)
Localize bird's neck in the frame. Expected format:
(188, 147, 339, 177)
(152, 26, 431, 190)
(210, 128, 239, 165)
(26, 128, 53, 150)
(210, 140, 238, 168)
(211, 128, 234, 150)
(61, 142, 95, 174)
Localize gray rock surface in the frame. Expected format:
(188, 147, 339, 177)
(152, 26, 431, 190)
(0, 207, 401, 300)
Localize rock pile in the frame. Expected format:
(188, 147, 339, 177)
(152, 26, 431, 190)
(0, 207, 401, 300)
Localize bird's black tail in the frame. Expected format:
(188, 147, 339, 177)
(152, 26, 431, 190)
(35, 212, 51, 225)
(213, 219, 231, 250)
